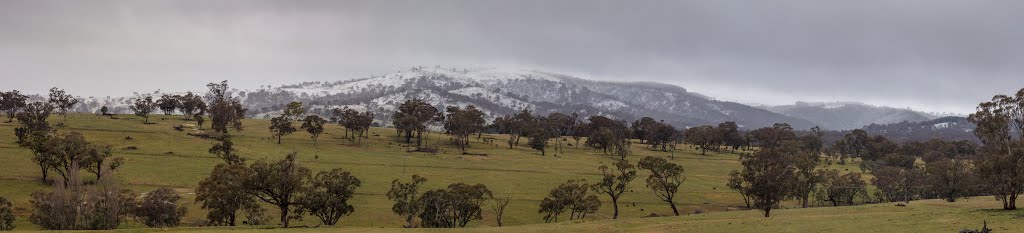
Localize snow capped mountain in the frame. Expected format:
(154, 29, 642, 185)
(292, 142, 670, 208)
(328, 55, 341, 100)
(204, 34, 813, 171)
(64, 66, 957, 131)
(761, 101, 939, 130)
(239, 66, 816, 129)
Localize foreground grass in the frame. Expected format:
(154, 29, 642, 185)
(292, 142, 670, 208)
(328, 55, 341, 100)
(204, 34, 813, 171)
(9, 198, 1021, 233)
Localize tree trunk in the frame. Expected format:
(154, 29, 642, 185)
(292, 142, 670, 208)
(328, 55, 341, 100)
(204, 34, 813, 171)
(95, 168, 103, 181)
(277, 136, 282, 144)
(612, 197, 620, 219)
(279, 204, 290, 228)
(669, 201, 679, 216)
(415, 131, 423, 148)
(39, 165, 49, 182)
(763, 208, 771, 217)
(1005, 194, 1018, 210)
(230, 212, 236, 226)
(496, 212, 503, 227)
(405, 214, 415, 228)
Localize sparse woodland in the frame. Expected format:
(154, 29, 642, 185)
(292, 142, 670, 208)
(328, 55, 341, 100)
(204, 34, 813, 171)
(0, 84, 1021, 231)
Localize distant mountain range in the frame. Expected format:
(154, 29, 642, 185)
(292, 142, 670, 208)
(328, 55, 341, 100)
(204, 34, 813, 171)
(66, 66, 964, 133)
(758, 102, 940, 130)
(236, 67, 815, 129)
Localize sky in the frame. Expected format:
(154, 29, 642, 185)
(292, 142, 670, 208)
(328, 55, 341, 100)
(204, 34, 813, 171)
(1, 0, 1022, 114)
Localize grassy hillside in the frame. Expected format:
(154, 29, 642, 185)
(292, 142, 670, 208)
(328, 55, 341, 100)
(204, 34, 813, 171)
(0, 113, 1017, 232)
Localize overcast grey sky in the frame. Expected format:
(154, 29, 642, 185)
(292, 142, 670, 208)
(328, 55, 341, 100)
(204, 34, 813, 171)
(1, 0, 1022, 114)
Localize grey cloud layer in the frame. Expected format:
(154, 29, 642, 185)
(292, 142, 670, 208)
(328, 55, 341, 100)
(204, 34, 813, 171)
(1, 0, 1022, 113)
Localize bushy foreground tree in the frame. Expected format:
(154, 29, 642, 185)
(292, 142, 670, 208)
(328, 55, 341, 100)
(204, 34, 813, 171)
(638, 156, 684, 216)
(301, 168, 362, 226)
(130, 96, 156, 123)
(134, 188, 187, 228)
(196, 163, 254, 226)
(392, 99, 440, 149)
(387, 175, 491, 228)
(47, 87, 78, 124)
(269, 116, 296, 144)
(737, 143, 799, 217)
(206, 81, 247, 134)
(444, 105, 485, 153)
(300, 115, 326, 145)
(968, 88, 1024, 210)
(244, 152, 310, 228)
(592, 160, 637, 219)
(387, 175, 427, 228)
(0, 90, 28, 123)
(539, 179, 599, 223)
(418, 183, 492, 228)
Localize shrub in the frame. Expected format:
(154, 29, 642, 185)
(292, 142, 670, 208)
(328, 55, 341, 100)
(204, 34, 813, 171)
(0, 196, 14, 231)
(243, 205, 270, 226)
(134, 188, 187, 228)
(28, 169, 134, 230)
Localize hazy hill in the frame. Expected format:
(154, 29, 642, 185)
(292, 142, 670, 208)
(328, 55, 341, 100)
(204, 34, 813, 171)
(762, 101, 937, 130)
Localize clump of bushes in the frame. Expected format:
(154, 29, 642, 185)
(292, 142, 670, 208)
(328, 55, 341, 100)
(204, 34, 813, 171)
(28, 171, 135, 230)
(134, 188, 187, 228)
(28, 169, 188, 230)
(0, 196, 14, 231)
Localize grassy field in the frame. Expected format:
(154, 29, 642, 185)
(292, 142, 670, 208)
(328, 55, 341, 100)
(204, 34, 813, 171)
(0, 113, 1019, 232)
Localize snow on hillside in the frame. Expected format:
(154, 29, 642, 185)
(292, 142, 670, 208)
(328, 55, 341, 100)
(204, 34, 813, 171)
(448, 87, 534, 111)
(67, 66, 831, 129)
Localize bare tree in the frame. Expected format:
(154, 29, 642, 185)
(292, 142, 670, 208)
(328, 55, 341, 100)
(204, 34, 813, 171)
(490, 194, 512, 227)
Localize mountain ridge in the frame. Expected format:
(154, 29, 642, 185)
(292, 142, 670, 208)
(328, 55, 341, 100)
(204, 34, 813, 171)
(760, 101, 941, 130)
(237, 67, 816, 129)
(61, 66, 949, 131)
